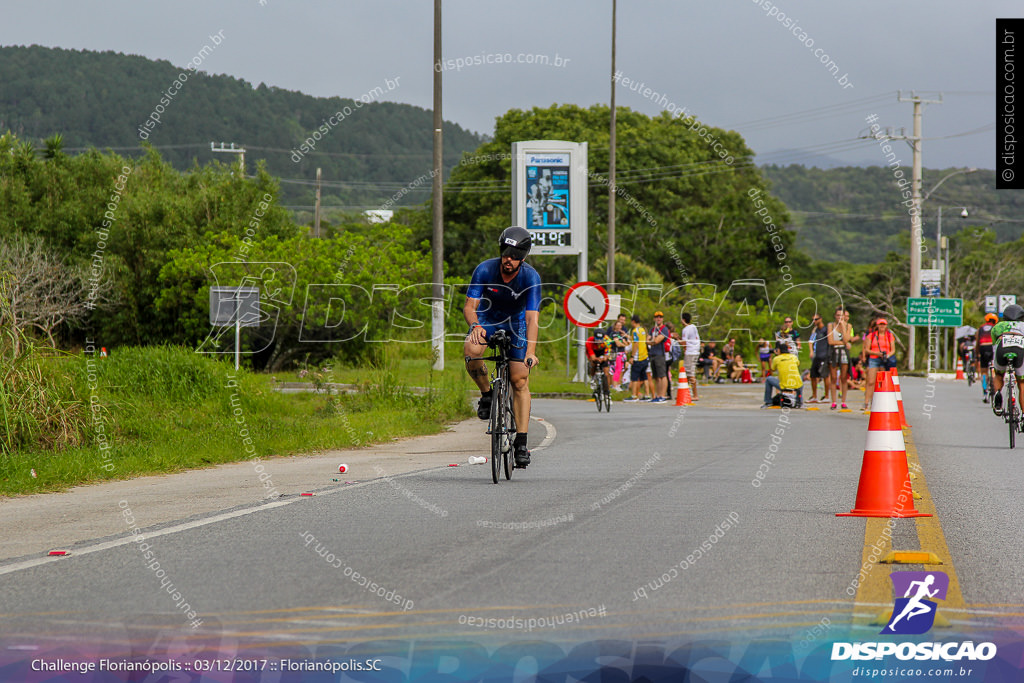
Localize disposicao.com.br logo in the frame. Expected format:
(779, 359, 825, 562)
(831, 571, 997, 662)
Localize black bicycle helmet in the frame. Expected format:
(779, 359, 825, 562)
(1003, 303, 1024, 322)
(498, 226, 532, 260)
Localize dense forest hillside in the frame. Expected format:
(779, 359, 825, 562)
(0, 45, 485, 212)
(763, 165, 1023, 264)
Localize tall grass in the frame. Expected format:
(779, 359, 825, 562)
(0, 327, 87, 454)
(2, 345, 473, 495)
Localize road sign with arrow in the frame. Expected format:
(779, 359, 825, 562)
(564, 281, 610, 328)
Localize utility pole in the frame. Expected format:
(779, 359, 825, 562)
(607, 0, 617, 291)
(314, 167, 322, 238)
(430, 0, 445, 370)
(890, 91, 941, 370)
(210, 141, 246, 174)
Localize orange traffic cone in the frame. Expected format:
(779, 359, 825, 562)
(955, 357, 965, 380)
(100, 347, 108, 358)
(837, 371, 930, 518)
(889, 367, 910, 428)
(675, 366, 693, 406)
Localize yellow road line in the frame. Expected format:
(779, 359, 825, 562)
(851, 428, 966, 626)
(904, 430, 967, 618)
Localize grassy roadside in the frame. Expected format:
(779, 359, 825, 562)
(0, 346, 473, 497)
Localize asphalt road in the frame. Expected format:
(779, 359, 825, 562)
(1, 377, 1022, 658)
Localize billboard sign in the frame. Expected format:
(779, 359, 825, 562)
(511, 141, 588, 256)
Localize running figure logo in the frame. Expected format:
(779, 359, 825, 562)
(880, 571, 949, 635)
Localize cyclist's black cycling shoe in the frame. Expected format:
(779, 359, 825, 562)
(994, 392, 1003, 415)
(514, 445, 531, 468)
(477, 392, 492, 420)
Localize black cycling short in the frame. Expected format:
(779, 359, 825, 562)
(978, 345, 994, 368)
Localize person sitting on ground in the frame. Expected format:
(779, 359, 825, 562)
(698, 341, 723, 380)
(721, 338, 736, 363)
(727, 353, 746, 382)
(848, 356, 866, 392)
(762, 345, 803, 408)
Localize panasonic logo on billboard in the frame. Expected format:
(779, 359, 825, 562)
(528, 155, 568, 164)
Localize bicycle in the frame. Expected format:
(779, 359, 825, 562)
(991, 343, 1024, 449)
(986, 365, 996, 405)
(483, 330, 518, 483)
(590, 363, 612, 412)
(965, 354, 977, 386)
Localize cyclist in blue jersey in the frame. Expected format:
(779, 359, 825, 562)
(464, 226, 541, 467)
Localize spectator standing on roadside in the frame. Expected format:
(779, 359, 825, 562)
(665, 325, 680, 398)
(680, 311, 701, 401)
(860, 317, 898, 412)
(609, 319, 630, 390)
(826, 306, 854, 410)
(625, 314, 650, 402)
(647, 311, 671, 403)
(775, 316, 801, 354)
(758, 338, 772, 378)
(807, 313, 830, 402)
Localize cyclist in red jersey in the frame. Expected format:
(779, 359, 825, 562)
(586, 331, 613, 386)
(977, 313, 998, 402)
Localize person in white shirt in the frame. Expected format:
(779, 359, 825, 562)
(679, 311, 701, 401)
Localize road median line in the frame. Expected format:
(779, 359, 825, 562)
(850, 427, 965, 628)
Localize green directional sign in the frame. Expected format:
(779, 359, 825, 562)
(906, 297, 963, 327)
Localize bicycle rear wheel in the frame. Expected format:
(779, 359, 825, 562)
(1010, 382, 1018, 450)
(490, 376, 504, 483)
(503, 387, 516, 480)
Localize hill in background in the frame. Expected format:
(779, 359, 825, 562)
(762, 165, 1023, 264)
(0, 44, 485, 216)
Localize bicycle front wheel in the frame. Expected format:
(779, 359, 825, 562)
(490, 378, 504, 483)
(601, 374, 611, 412)
(504, 383, 516, 480)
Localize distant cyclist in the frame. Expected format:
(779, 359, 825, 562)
(976, 313, 999, 402)
(463, 226, 541, 467)
(586, 330, 613, 387)
(991, 303, 1024, 415)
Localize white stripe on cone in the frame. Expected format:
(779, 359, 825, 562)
(870, 391, 899, 413)
(865, 430, 907, 452)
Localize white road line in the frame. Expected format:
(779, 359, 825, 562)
(532, 415, 557, 452)
(0, 500, 295, 577)
(0, 415, 559, 577)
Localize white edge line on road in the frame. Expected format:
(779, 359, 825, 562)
(0, 500, 296, 577)
(0, 415, 559, 577)
(531, 415, 557, 452)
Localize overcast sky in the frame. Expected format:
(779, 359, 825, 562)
(1, 0, 1013, 170)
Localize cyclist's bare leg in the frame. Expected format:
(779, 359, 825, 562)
(464, 337, 490, 393)
(510, 360, 531, 439)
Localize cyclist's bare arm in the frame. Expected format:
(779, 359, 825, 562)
(464, 297, 487, 346)
(524, 310, 539, 368)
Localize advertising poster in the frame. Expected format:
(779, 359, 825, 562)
(525, 152, 571, 248)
